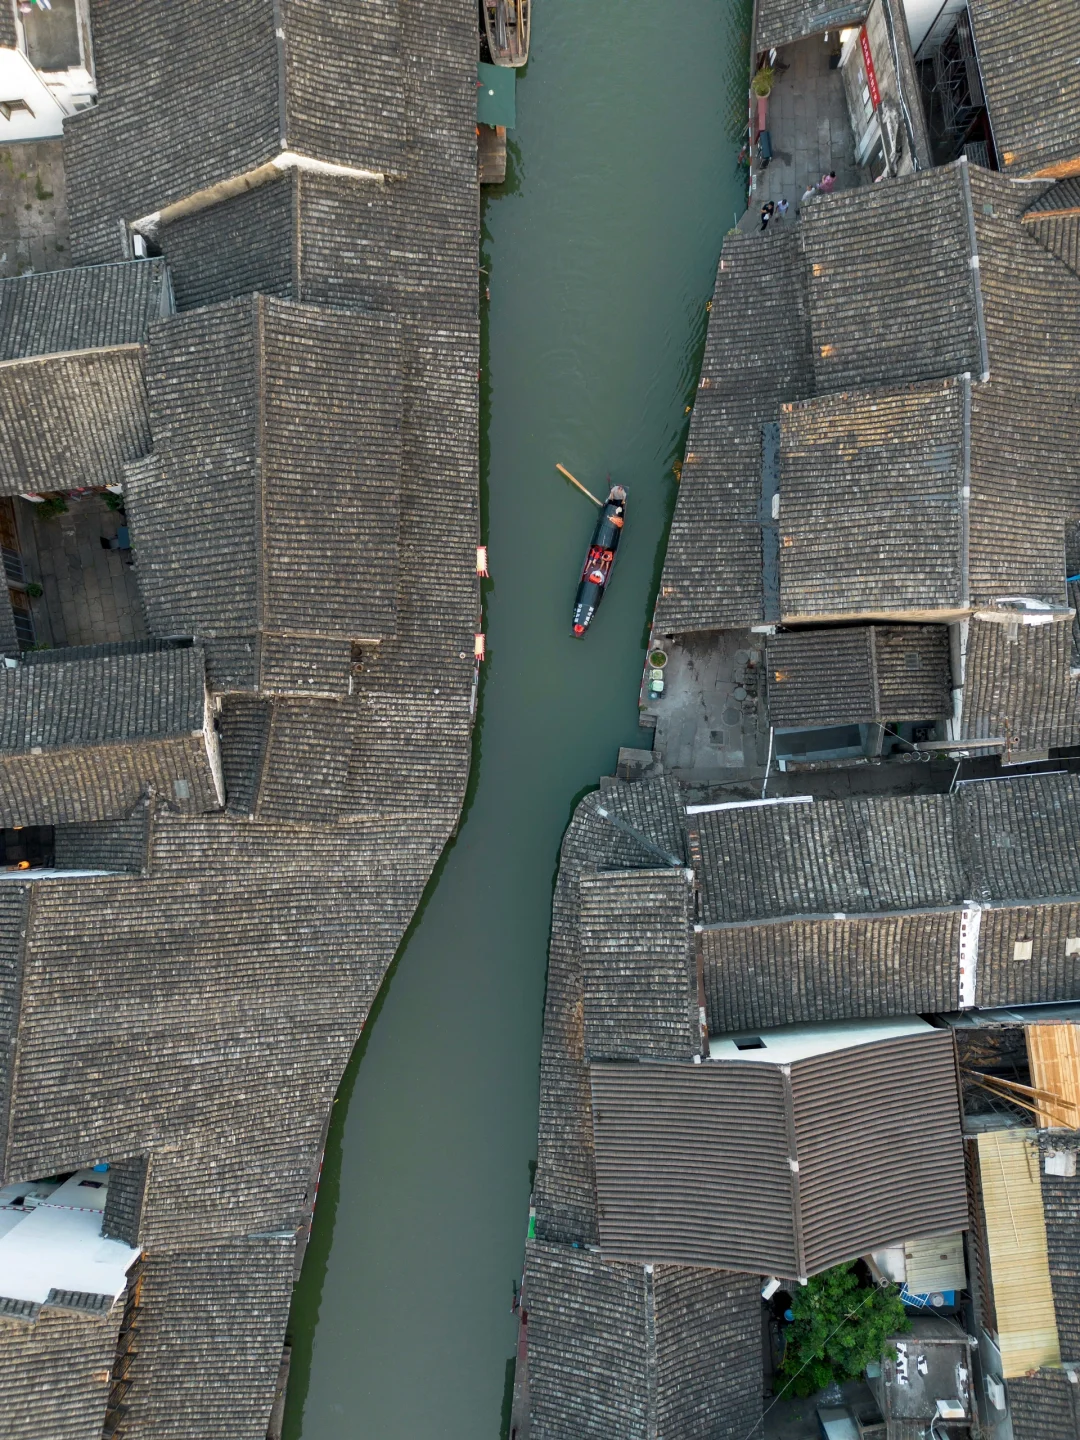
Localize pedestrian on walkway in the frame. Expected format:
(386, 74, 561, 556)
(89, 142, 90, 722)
(775, 198, 790, 221)
(817, 170, 836, 194)
(760, 200, 775, 232)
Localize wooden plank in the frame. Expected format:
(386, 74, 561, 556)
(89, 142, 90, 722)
(477, 124, 507, 186)
(1027, 1023, 1080, 1129)
(903, 1230, 967, 1294)
(976, 1129, 1061, 1377)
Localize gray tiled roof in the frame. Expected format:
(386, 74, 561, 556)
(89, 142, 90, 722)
(0, 260, 170, 360)
(960, 614, 1080, 756)
(246, 700, 358, 825)
(778, 378, 969, 619)
(0, 1300, 124, 1440)
(0, 593, 17, 659)
(590, 1029, 967, 1275)
(52, 810, 151, 875)
(1, 813, 436, 1217)
(110, 1240, 292, 1437)
(695, 775, 1080, 1031)
(660, 162, 1080, 635)
(127, 296, 402, 695)
(1023, 181, 1080, 279)
(0, 0, 481, 1431)
(580, 868, 698, 1062)
(156, 163, 476, 322)
(156, 177, 298, 312)
(1008, 1369, 1080, 1440)
(654, 227, 812, 634)
(973, 902, 1080, 1008)
(0, 645, 221, 827)
(692, 793, 960, 924)
(0, 888, 26, 1171)
(0, 348, 149, 496)
(701, 910, 963, 1034)
(968, 0, 1080, 177)
(1043, 1171, 1080, 1363)
(965, 167, 1080, 608)
(961, 774, 1080, 902)
(0, 644, 205, 750)
(754, 0, 865, 48)
(800, 166, 984, 394)
(1026, 179, 1080, 217)
(766, 624, 953, 727)
(63, 0, 404, 264)
(701, 773, 1080, 914)
(534, 778, 689, 1250)
(522, 1239, 762, 1440)
(101, 1156, 149, 1249)
(217, 695, 271, 818)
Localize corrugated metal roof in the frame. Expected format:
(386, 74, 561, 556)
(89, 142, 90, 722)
(976, 1129, 1061, 1377)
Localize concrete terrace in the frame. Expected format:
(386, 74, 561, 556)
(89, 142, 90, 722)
(16, 494, 147, 648)
(640, 629, 770, 785)
(0, 142, 70, 278)
(744, 34, 862, 229)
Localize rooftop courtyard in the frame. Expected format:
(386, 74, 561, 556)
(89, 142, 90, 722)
(745, 33, 863, 230)
(9, 492, 147, 649)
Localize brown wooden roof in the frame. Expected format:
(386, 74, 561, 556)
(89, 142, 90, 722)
(590, 1029, 967, 1277)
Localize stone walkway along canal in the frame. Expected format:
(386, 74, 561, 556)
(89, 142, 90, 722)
(284, 1, 750, 1433)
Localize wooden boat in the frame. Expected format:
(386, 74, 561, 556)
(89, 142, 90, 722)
(572, 483, 627, 636)
(482, 0, 530, 67)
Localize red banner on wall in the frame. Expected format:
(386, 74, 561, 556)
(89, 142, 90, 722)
(859, 26, 881, 109)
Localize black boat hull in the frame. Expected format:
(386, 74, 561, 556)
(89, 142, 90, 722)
(572, 484, 627, 636)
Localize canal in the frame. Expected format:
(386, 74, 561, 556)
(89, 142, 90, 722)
(285, 2, 749, 1434)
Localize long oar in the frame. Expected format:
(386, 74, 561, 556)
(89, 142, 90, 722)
(556, 463, 602, 508)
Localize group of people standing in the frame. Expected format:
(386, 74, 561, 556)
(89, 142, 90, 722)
(759, 170, 836, 231)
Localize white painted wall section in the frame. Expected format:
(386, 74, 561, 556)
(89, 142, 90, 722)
(708, 1014, 933, 1064)
(0, 1169, 139, 1304)
(0, 49, 68, 141)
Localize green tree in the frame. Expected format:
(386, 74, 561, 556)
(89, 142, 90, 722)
(777, 1263, 910, 1398)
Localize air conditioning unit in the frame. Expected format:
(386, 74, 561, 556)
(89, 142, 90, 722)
(986, 1376, 1006, 1412)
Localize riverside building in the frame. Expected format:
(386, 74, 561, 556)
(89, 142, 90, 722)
(518, 1, 1080, 1436)
(0, 0, 481, 1434)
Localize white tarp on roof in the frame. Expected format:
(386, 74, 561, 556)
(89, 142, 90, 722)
(0, 1169, 138, 1304)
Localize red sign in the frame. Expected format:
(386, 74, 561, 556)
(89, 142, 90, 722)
(859, 26, 881, 109)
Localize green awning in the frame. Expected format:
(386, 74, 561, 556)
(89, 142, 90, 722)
(477, 62, 515, 129)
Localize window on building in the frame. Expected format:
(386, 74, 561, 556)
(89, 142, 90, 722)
(7, 588, 34, 648)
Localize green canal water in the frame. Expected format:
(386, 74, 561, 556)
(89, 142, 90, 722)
(286, 3, 749, 1434)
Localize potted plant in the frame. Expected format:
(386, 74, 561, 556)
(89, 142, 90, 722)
(649, 648, 668, 668)
(751, 66, 774, 98)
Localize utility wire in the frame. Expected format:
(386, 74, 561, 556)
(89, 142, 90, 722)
(736, 1284, 882, 1440)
